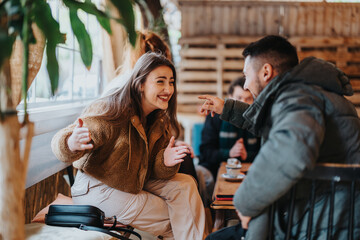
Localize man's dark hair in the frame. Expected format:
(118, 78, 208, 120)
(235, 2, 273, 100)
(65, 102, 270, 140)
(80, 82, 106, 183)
(242, 35, 299, 74)
(228, 76, 245, 95)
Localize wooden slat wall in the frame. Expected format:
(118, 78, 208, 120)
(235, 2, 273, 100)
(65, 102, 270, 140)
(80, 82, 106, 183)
(24, 169, 72, 223)
(178, 1, 360, 115)
(177, 36, 360, 114)
(179, 1, 360, 38)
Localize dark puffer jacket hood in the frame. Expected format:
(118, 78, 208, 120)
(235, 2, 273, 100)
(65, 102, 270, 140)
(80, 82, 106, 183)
(289, 56, 353, 96)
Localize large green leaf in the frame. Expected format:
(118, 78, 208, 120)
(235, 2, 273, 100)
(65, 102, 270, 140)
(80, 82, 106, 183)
(68, 8, 92, 68)
(46, 43, 59, 95)
(63, 0, 111, 34)
(31, 0, 64, 95)
(109, 0, 136, 46)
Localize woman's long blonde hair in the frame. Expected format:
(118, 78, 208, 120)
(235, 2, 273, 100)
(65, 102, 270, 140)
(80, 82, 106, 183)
(86, 52, 180, 138)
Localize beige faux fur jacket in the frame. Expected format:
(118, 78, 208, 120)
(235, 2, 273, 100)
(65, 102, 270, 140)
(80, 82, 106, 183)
(51, 104, 179, 194)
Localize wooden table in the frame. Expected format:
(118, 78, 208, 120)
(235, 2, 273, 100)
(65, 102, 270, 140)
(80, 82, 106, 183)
(211, 162, 251, 231)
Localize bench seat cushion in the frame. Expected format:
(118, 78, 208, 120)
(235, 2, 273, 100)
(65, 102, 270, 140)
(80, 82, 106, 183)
(25, 223, 114, 240)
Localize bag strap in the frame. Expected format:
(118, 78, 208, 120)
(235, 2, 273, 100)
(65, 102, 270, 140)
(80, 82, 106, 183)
(106, 215, 142, 240)
(79, 224, 142, 240)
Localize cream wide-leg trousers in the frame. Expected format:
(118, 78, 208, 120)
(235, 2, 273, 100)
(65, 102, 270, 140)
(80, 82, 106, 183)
(71, 171, 207, 240)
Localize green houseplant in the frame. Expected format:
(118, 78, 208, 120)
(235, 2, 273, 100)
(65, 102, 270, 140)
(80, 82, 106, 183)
(0, 0, 136, 239)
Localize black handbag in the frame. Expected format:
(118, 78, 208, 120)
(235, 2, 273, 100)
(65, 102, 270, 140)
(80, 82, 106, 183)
(45, 205, 141, 240)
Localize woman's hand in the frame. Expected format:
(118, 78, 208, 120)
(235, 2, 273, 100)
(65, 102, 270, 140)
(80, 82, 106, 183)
(164, 136, 190, 167)
(175, 140, 195, 158)
(67, 118, 93, 152)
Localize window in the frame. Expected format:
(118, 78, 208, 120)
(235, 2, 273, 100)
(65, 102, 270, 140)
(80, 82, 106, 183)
(18, 0, 104, 110)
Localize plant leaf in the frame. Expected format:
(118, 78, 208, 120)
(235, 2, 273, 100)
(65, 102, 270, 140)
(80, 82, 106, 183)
(46, 43, 59, 95)
(68, 8, 92, 68)
(109, 0, 136, 46)
(63, 0, 111, 34)
(31, 0, 64, 95)
(31, 0, 64, 44)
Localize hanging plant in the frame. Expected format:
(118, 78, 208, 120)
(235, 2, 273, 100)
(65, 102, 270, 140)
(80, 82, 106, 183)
(0, 0, 137, 239)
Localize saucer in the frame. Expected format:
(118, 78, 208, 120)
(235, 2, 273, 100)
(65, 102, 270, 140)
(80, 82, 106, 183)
(221, 173, 245, 182)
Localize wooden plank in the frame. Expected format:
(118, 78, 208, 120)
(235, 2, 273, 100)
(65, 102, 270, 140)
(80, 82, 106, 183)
(178, 94, 206, 104)
(289, 36, 360, 46)
(333, 5, 342, 36)
(181, 6, 189, 38)
(180, 48, 244, 58)
(350, 80, 360, 91)
(180, 59, 217, 69)
(230, 5, 238, 34)
(178, 71, 217, 81)
(205, 4, 212, 36)
(178, 83, 218, 92)
(177, 104, 200, 113)
(179, 59, 243, 70)
(298, 51, 360, 63)
(336, 46, 348, 68)
(247, 5, 257, 36)
(342, 6, 352, 37)
(179, 36, 259, 45)
(258, 6, 266, 35)
(341, 66, 360, 76)
(224, 60, 244, 70)
(188, 5, 196, 37)
(345, 93, 360, 104)
(197, 4, 206, 36)
(224, 72, 242, 81)
(324, 6, 334, 36)
(239, 6, 247, 35)
(306, 6, 315, 36)
(315, 6, 324, 36)
(286, 6, 298, 37)
(223, 6, 230, 35)
(212, 5, 221, 35)
(217, 44, 225, 98)
(297, 6, 306, 36)
(350, 7, 360, 36)
(24, 169, 71, 223)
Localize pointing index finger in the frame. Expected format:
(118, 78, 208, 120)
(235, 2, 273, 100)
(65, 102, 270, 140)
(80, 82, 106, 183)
(198, 95, 214, 100)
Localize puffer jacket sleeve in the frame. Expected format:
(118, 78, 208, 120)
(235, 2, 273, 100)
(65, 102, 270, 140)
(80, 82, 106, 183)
(221, 98, 250, 128)
(233, 86, 326, 217)
(51, 114, 113, 164)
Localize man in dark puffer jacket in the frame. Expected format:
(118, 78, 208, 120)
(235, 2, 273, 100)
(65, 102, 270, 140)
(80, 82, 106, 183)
(201, 35, 360, 240)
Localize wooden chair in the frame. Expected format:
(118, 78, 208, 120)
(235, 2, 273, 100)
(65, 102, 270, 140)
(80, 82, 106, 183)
(268, 163, 360, 240)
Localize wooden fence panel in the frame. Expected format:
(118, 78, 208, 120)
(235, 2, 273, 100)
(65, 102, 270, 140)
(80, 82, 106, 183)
(178, 36, 360, 114)
(179, 1, 360, 38)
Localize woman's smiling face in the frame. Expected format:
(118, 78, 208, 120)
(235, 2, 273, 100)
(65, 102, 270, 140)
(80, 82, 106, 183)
(141, 65, 175, 116)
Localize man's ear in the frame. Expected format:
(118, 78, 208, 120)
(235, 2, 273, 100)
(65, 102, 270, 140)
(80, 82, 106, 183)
(262, 63, 274, 83)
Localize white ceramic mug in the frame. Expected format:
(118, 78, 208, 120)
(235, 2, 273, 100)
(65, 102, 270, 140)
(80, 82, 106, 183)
(226, 164, 242, 178)
(227, 158, 240, 166)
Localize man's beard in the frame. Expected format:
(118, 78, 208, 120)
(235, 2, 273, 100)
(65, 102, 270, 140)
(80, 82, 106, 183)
(251, 76, 264, 100)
